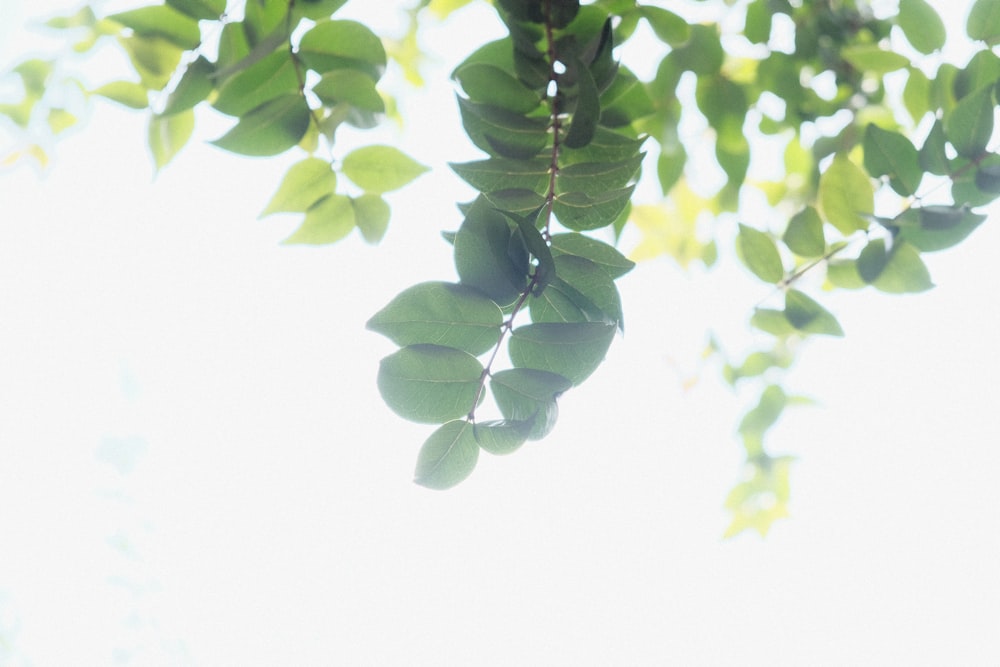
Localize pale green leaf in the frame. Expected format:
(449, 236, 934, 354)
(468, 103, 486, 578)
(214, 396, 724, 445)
(166, 0, 226, 21)
(261, 158, 336, 217)
(282, 194, 355, 245)
(818, 154, 874, 234)
(785, 289, 844, 337)
(863, 124, 922, 196)
(737, 224, 784, 283)
(367, 281, 502, 355)
(508, 321, 616, 385)
(342, 145, 429, 193)
(211, 95, 310, 157)
(148, 109, 194, 171)
(352, 194, 391, 243)
(91, 80, 148, 109)
(414, 420, 479, 489)
(312, 69, 385, 113)
(108, 6, 201, 50)
(162, 56, 213, 115)
(298, 20, 386, 79)
(491, 368, 572, 440)
(377, 345, 483, 423)
(967, 0, 1000, 44)
(897, 0, 946, 54)
(473, 420, 530, 456)
(782, 207, 825, 257)
(840, 45, 909, 74)
(944, 84, 994, 158)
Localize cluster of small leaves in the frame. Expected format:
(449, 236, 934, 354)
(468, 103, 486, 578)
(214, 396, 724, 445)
(0, 0, 428, 243)
(617, 0, 996, 536)
(368, 0, 643, 489)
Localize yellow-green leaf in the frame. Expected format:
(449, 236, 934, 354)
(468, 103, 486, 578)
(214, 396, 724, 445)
(818, 154, 873, 235)
(342, 145, 429, 193)
(260, 158, 336, 217)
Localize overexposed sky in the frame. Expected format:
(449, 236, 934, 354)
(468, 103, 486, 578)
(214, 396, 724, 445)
(1, 1, 998, 665)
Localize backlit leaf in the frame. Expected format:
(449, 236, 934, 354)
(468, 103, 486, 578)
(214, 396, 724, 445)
(213, 49, 299, 117)
(491, 368, 572, 440)
(162, 56, 213, 115)
(782, 207, 825, 257)
(549, 233, 635, 278)
(818, 154, 874, 234)
(863, 124, 922, 196)
(298, 20, 386, 80)
(108, 6, 201, 50)
(564, 60, 600, 149)
(473, 420, 530, 455)
(342, 145, 429, 193)
(211, 95, 310, 156)
(944, 84, 993, 158)
(841, 45, 909, 74)
(639, 6, 689, 45)
(148, 109, 194, 171)
(895, 206, 986, 251)
(261, 158, 336, 217)
(282, 194, 355, 245)
(367, 281, 503, 355)
(967, 0, 1000, 44)
(454, 63, 541, 114)
(458, 98, 549, 159)
(450, 158, 550, 193)
(454, 198, 527, 305)
(414, 420, 479, 489)
(509, 321, 616, 385)
(352, 194, 391, 243)
(91, 80, 149, 109)
(736, 224, 784, 283)
(872, 242, 934, 293)
(377, 345, 483, 423)
(166, 0, 226, 21)
(312, 69, 385, 113)
(897, 0, 946, 54)
(785, 289, 844, 337)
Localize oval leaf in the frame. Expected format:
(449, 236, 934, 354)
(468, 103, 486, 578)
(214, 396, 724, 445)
(261, 157, 336, 217)
(210, 95, 310, 157)
(414, 420, 479, 489)
(377, 345, 483, 424)
(342, 145, 429, 193)
(818, 154, 874, 235)
(282, 194, 355, 245)
(508, 321, 616, 385)
(737, 224, 784, 283)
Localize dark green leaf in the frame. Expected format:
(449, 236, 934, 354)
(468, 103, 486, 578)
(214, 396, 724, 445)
(458, 98, 549, 159)
(162, 56, 214, 115)
(919, 119, 949, 175)
(166, 0, 226, 21)
(856, 238, 889, 283)
(551, 254, 623, 328)
(451, 158, 550, 193)
(414, 420, 479, 489)
(91, 80, 149, 109)
(549, 233, 634, 278)
(639, 6, 689, 45)
(552, 185, 635, 231)
(564, 60, 600, 149)
(342, 145, 429, 193)
(213, 49, 299, 117)
(210, 95, 310, 156)
(556, 155, 643, 193)
(367, 281, 503, 355)
(863, 124, 922, 196)
(377, 345, 483, 424)
(484, 188, 547, 213)
(454, 63, 541, 114)
(782, 207, 825, 257)
(944, 84, 994, 157)
(785, 289, 844, 337)
(508, 321, 616, 385)
(737, 224, 784, 283)
(454, 198, 527, 305)
(895, 206, 986, 251)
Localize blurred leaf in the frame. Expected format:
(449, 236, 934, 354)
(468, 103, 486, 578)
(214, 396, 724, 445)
(162, 56, 214, 115)
(91, 80, 149, 109)
(261, 157, 336, 216)
(119, 35, 183, 90)
(283, 194, 355, 245)
(863, 124, 922, 196)
(211, 95, 310, 156)
(298, 20, 387, 79)
(352, 194, 391, 243)
(782, 207, 825, 258)
(148, 109, 194, 170)
(166, 0, 226, 21)
(108, 6, 201, 50)
(785, 289, 844, 337)
(819, 154, 874, 235)
(491, 368, 572, 440)
(895, 206, 986, 252)
(214, 49, 299, 117)
(897, 0, 946, 54)
(312, 69, 385, 113)
(342, 145, 429, 193)
(841, 45, 909, 74)
(967, 0, 1000, 44)
(944, 84, 993, 158)
(736, 224, 784, 283)
(639, 6, 689, 45)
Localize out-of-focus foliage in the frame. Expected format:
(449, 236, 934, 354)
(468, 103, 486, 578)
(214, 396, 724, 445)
(3, 0, 997, 536)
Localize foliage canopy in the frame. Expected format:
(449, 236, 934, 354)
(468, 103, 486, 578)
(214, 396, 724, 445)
(2, 0, 997, 536)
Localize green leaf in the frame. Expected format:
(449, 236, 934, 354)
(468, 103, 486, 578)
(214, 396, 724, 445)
(967, 0, 1000, 44)
(47, 108, 77, 134)
(782, 207, 825, 258)
(894, 206, 986, 252)
(736, 224, 784, 283)
(639, 6, 689, 45)
(119, 35, 183, 90)
(549, 233, 634, 278)
(944, 84, 994, 158)
(414, 420, 480, 489)
(483, 188, 546, 213)
(919, 119, 949, 175)
(509, 321, 616, 385)
(294, 0, 350, 20)
(166, 0, 226, 21)
(564, 60, 600, 149)
(450, 158, 550, 193)
(750, 309, 795, 336)
(298, 20, 386, 80)
(91, 80, 149, 109)
(551, 254, 623, 328)
(312, 69, 385, 113)
(473, 420, 530, 456)
(856, 238, 890, 283)
(491, 368, 573, 440)
(261, 158, 336, 217)
(555, 155, 643, 193)
(738, 385, 786, 453)
(560, 127, 645, 165)
(352, 194, 391, 243)
(897, 0, 946, 54)
(670, 24, 723, 75)
(552, 186, 635, 231)
(784, 289, 844, 337)
(840, 45, 909, 74)
(863, 124, 922, 196)
(903, 67, 931, 123)
(45, 6, 96, 29)
(818, 154, 874, 235)
(108, 6, 201, 50)
(282, 194, 355, 245)
(458, 98, 549, 159)
(872, 242, 934, 294)
(454, 63, 541, 114)
(367, 281, 503, 356)
(213, 49, 299, 117)
(148, 109, 194, 171)
(341, 145, 429, 193)
(454, 198, 528, 305)
(826, 260, 866, 290)
(162, 56, 214, 115)
(210, 95, 310, 156)
(528, 282, 589, 324)
(744, 0, 772, 44)
(377, 345, 483, 424)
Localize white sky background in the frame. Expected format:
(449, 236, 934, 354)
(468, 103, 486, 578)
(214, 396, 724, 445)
(0, 1, 998, 665)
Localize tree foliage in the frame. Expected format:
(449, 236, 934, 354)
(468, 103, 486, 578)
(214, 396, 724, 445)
(2, 0, 997, 536)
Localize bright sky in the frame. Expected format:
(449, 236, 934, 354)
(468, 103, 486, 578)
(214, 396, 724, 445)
(1, 1, 998, 665)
